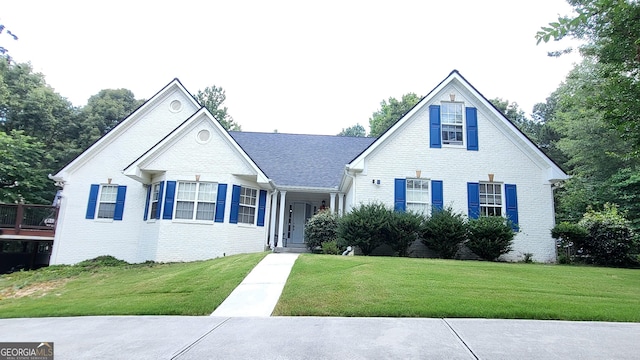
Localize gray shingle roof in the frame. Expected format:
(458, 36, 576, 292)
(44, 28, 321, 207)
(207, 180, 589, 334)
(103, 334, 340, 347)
(229, 132, 376, 188)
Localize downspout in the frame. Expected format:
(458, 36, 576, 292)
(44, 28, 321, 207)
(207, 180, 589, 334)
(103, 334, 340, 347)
(344, 168, 357, 208)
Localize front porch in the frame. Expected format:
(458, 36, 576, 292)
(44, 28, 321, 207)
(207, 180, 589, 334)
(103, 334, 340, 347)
(266, 189, 345, 250)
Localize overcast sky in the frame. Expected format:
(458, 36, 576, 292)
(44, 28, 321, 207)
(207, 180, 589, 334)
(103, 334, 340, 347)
(2, 0, 581, 135)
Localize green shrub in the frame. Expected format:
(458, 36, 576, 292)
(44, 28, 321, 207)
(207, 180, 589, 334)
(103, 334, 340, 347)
(321, 240, 341, 255)
(76, 255, 129, 268)
(386, 211, 422, 257)
(304, 210, 339, 250)
(420, 206, 467, 258)
(466, 216, 515, 261)
(577, 204, 638, 267)
(337, 202, 391, 255)
(551, 222, 588, 264)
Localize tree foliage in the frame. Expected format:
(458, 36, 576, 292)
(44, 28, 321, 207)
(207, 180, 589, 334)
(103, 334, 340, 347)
(0, 60, 146, 203)
(537, 0, 640, 155)
(195, 85, 240, 131)
(0, 23, 18, 63)
(337, 123, 366, 137)
(489, 98, 542, 142)
(0, 130, 53, 203)
(76, 89, 143, 151)
(368, 93, 420, 137)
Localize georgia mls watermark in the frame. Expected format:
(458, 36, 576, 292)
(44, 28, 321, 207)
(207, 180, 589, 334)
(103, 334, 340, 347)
(0, 342, 53, 360)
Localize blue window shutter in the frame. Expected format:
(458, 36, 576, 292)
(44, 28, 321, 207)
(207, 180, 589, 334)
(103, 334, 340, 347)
(85, 184, 99, 219)
(429, 105, 441, 148)
(163, 181, 176, 220)
(466, 107, 478, 151)
(394, 178, 406, 212)
(143, 185, 151, 221)
(257, 190, 267, 227)
(215, 183, 227, 223)
(155, 181, 165, 220)
(505, 184, 519, 231)
(431, 180, 443, 211)
(230, 185, 241, 224)
(113, 186, 127, 221)
(467, 182, 480, 219)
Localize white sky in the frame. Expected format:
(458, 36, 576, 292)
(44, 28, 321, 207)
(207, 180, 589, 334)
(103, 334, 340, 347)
(2, 0, 581, 135)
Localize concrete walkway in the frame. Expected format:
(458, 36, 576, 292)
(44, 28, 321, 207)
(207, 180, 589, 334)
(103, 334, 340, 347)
(210, 253, 299, 317)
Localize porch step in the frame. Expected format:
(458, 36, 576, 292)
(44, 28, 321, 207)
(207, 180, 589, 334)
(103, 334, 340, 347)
(273, 247, 312, 254)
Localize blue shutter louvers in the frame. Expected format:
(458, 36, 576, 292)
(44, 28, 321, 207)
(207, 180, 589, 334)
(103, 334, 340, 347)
(467, 182, 480, 219)
(86, 184, 99, 219)
(429, 105, 441, 148)
(215, 183, 227, 223)
(155, 181, 165, 220)
(431, 180, 443, 211)
(230, 185, 241, 224)
(466, 107, 478, 151)
(505, 184, 519, 231)
(394, 178, 406, 212)
(113, 186, 127, 221)
(163, 181, 176, 220)
(143, 185, 151, 221)
(257, 190, 267, 227)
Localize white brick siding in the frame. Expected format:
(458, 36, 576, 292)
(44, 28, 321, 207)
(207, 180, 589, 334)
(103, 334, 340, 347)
(349, 83, 558, 262)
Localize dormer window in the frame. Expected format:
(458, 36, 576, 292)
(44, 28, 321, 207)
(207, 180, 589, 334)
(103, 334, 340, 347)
(441, 102, 464, 145)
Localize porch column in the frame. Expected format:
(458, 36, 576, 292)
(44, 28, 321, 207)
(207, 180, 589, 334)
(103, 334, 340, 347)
(329, 192, 337, 214)
(277, 191, 287, 248)
(268, 190, 278, 250)
(338, 193, 344, 216)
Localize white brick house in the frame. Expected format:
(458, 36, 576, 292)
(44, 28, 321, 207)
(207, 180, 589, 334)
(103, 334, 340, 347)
(49, 70, 567, 264)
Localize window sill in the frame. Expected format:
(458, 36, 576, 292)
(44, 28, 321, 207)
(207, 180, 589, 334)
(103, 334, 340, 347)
(442, 143, 465, 148)
(237, 223, 256, 228)
(94, 218, 114, 223)
(171, 219, 215, 225)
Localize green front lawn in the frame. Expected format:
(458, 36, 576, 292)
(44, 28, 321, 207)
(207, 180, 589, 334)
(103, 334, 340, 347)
(0, 252, 267, 318)
(273, 255, 640, 322)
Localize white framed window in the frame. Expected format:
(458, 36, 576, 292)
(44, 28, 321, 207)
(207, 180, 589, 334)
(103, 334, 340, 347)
(175, 182, 217, 221)
(441, 102, 464, 145)
(406, 179, 429, 214)
(238, 187, 257, 224)
(480, 183, 502, 216)
(97, 185, 118, 219)
(149, 183, 161, 219)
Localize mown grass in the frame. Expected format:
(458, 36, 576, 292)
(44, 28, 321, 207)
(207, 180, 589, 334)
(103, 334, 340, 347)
(272, 255, 640, 322)
(0, 252, 268, 318)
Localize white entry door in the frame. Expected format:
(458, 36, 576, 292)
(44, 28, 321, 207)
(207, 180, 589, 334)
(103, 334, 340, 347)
(290, 202, 308, 244)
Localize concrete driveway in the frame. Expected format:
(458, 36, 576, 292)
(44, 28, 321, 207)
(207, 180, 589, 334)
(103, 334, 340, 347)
(1, 316, 638, 359)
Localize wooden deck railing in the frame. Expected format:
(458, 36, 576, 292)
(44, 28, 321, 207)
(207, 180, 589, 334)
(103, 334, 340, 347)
(0, 203, 58, 238)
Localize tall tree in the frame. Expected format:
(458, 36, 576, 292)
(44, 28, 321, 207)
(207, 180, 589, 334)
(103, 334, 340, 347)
(542, 58, 640, 227)
(194, 85, 240, 131)
(0, 130, 53, 204)
(337, 124, 366, 137)
(0, 60, 79, 179)
(537, 0, 640, 155)
(368, 93, 420, 137)
(76, 89, 143, 151)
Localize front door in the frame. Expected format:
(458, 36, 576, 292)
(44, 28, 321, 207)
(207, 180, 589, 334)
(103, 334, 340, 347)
(290, 202, 309, 244)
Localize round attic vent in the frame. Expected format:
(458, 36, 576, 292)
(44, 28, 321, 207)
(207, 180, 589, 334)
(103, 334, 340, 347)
(197, 129, 211, 143)
(169, 100, 182, 112)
